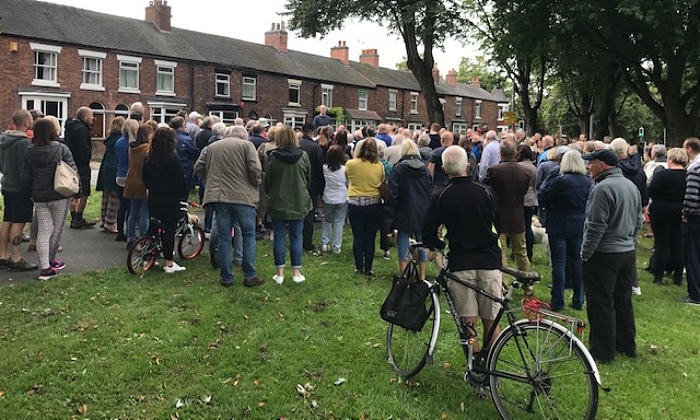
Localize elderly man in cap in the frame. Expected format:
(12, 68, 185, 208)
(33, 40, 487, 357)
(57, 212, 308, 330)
(581, 148, 642, 363)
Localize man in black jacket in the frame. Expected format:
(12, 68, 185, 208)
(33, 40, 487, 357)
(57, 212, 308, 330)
(64, 106, 95, 229)
(299, 122, 325, 252)
(423, 145, 502, 357)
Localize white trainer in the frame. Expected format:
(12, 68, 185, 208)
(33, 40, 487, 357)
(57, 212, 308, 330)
(163, 261, 186, 273)
(292, 275, 306, 283)
(273, 274, 284, 284)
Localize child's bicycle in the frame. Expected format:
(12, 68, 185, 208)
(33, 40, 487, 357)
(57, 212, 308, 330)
(385, 244, 605, 419)
(127, 202, 205, 274)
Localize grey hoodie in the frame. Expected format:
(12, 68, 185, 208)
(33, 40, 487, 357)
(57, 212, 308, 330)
(0, 130, 32, 192)
(581, 167, 643, 259)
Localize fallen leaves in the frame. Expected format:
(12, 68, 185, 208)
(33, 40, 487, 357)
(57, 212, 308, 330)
(296, 382, 313, 398)
(25, 384, 42, 395)
(333, 377, 346, 386)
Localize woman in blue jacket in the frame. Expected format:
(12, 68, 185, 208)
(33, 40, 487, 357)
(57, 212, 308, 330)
(114, 119, 139, 241)
(538, 150, 592, 312)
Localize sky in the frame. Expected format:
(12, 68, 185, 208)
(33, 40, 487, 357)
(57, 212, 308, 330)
(44, 0, 479, 74)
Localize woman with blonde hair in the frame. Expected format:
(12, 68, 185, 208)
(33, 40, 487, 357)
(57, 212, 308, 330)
(346, 137, 385, 276)
(265, 126, 312, 284)
(96, 116, 125, 233)
(648, 147, 688, 285)
(114, 119, 139, 241)
(384, 139, 431, 279)
(124, 124, 153, 248)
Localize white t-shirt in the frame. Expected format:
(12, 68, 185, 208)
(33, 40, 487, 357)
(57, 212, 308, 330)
(322, 164, 348, 205)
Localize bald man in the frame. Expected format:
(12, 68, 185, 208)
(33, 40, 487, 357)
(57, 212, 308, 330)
(65, 106, 96, 228)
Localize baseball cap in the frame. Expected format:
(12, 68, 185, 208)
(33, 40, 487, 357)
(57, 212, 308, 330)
(302, 122, 315, 132)
(582, 149, 618, 166)
(258, 118, 270, 128)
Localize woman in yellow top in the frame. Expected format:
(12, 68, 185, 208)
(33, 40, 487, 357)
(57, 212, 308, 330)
(345, 137, 385, 276)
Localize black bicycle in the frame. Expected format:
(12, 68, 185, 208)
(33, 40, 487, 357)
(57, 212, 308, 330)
(127, 202, 205, 274)
(386, 244, 604, 419)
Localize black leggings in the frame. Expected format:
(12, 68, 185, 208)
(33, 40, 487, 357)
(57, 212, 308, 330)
(148, 197, 180, 260)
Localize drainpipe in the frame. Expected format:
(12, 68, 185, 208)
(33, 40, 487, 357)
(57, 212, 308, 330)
(189, 64, 195, 112)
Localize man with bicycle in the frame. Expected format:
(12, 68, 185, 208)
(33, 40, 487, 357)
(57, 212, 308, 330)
(423, 146, 502, 354)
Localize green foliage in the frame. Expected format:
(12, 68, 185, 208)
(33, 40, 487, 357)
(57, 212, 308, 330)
(456, 56, 508, 93)
(315, 106, 345, 124)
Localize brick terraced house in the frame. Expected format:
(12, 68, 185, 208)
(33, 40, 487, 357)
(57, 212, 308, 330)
(0, 0, 508, 157)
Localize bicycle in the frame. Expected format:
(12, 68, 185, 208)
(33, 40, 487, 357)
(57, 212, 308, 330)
(127, 202, 205, 274)
(385, 244, 605, 419)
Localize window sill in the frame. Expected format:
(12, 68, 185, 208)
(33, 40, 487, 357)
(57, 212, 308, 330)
(242, 98, 257, 102)
(215, 94, 232, 99)
(118, 88, 141, 94)
(156, 91, 176, 97)
(288, 103, 301, 107)
(80, 83, 105, 91)
(409, 110, 418, 115)
(388, 108, 397, 112)
(32, 79, 60, 88)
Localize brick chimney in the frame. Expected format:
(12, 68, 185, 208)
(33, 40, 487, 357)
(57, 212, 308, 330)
(359, 49, 379, 68)
(432, 65, 440, 84)
(265, 22, 288, 53)
(145, 0, 171, 32)
(331, 41, 349, 65)
(469, 76, 481, 89)
(446, 69, 458, 87)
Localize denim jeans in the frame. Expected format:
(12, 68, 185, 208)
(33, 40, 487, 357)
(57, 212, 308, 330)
(348, 203, 381, 272)
(397, 230, 427, 262)
(127, 198, 149, 242)
(211, 212, 242, 265)
(271, 217, 303, 269)
(215, 203, 257, 284)
(321, 202, 347, 253)
(548, 234, 584, 311)
(199, 183, 214, 233)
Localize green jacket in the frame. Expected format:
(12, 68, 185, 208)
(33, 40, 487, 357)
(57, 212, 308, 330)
(264, 146, 312, 220)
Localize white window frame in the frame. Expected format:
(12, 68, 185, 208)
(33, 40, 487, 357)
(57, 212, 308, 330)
(154, 59, 177, 96)
(117, 55, 141, 93)
(30, 43, 61, 88)
(19, 91, 70, 136)
(498, 103, 509, 121)
(350, 119, 374, 133)
(288, 79, 302, 106)
(439, 97, 446, 112)
(453, 122, 468, 136)
(455, 97, 463, 117)
(410, 92, 419, 114)
(242, 76, 257, 101)
(321, 84, 334, 108)
(407, 122, 423, 131)
(358, 91, 368, 111)
(79, 50, 106, 91)
(283, 107, 308, 128)
(388, 90, 397, 111)
(475, 100, 482, 119)
(215, 73, 231, 98)
(147, 100, 186, 124)
(115, 104, 130, 117)
(209, 110, 238, 125)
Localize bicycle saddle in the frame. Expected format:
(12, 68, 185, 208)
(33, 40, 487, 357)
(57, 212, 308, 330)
(500, 266, 540, 285)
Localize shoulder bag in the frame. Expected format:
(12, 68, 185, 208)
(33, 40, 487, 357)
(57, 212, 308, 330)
(54, 145, 80, 197)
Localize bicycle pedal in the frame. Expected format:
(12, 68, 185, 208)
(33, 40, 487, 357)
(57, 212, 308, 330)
(475, 386, 489, 399)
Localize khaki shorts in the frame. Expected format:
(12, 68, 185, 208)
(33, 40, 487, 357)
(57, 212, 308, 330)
(448, 269, 503, 321)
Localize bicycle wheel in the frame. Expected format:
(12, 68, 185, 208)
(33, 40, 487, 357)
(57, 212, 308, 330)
(209, 228, 220, 268)
(178, 225, 205, 259)
(127, 237, 157, 274)
(487, 321, 598, 419)
(386, 286, 440, 378)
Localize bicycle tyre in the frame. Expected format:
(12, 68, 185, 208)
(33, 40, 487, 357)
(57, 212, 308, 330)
(487, 321, 598, 419)
(386, 286, 440, 378)
(209, 228, 220, 268)
(178, 225, 205, 259)
(127, 237, 157, 274)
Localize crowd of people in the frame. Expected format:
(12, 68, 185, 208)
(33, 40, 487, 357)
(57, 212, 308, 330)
(3, 102, 700, 364)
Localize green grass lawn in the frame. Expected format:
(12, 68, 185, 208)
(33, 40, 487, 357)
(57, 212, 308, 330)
(1, 206, 699, 418)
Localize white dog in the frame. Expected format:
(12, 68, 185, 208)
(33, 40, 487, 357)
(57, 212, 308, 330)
(531, 215, 550, 263)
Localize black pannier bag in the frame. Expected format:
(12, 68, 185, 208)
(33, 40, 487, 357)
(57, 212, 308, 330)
(380, 274, 431, 332)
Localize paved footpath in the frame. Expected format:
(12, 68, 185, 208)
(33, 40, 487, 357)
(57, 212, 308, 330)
(1, 162, 124, 285)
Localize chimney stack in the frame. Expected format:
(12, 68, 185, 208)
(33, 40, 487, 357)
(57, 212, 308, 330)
(469, 76, 481, 89)
(145, 0, 172, 32)
(330, 41, 349, 66)
(265, 22, 288, 53)
(359, 49, 379, 68)
(446, 69, 458, 87)
(432, 65, 440, 84)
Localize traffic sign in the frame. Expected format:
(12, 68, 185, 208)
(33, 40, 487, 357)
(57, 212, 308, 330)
(503, 117, 517, 125)
(503, 111, 517, 119)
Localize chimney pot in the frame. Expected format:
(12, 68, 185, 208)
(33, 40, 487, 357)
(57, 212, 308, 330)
(330, 40, 349, 65)
(265, 21, 289, 53)
(446, 69, 458, 87)
(359, 48, 380, 68)
(145, 0, 172, 32)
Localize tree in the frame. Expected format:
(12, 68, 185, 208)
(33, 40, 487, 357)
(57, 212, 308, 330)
(284, 0, 466, 127)
(465, 0, 554, 135)
(456, 55, 508, 93)
(555, 1, 700, 145)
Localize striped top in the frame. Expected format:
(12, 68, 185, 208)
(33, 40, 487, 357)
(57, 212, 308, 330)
(683, 166, 700, 216)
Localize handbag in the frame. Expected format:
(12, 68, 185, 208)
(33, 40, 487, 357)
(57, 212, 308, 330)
(379, 178, 389, 200)
(54, 146, 80, 197)
(380, 274, 431, 332)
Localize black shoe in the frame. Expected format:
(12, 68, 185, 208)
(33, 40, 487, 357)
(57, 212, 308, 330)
(569, 304, 583, 311)
(9, 258, 38, 271)
(0, 258, 8, 269)
(653, 276, 663, 284)
(243, 276, 265, 287)
(79, 219, 96, 228)
(220, 280, 233, 288)
(116, 233, 127, 242)
(680, 296, 700, 305)
(365, 270, 374, 277)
